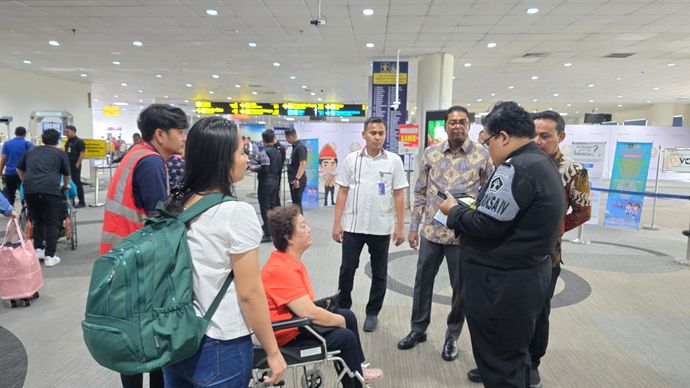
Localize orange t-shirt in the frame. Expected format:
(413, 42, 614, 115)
(261, 250, 315, 346)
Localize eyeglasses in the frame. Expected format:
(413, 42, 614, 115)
(482, 133, 499, 147)
(446, 119, 469, 127)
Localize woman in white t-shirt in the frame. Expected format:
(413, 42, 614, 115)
(162, 117, 286, 387)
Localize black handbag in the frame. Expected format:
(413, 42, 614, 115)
(313, 293, 340, 313)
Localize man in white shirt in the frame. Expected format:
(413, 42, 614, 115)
(332, 117, 408, 332)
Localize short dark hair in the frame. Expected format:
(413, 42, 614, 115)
(132, 133, 141, 139)
(532, 110, 566, 134)
(364, 117, 385, 132)
(482, 101, 535, 139)
(137, 104, 188, 142)
(181, 117, 240, 197)
(65, 125, 76, 133)
(284, 128, 297, 138)
(446, 105, 469, 120)
(262, 129, 275, 143)
(14, 126, 27, 137)
(41, 129, 60, 145)
(267, 205, 301, 252)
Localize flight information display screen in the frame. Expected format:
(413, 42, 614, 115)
(195, 101, 366, 117)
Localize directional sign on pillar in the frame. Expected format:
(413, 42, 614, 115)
(371, 61, 408, 153)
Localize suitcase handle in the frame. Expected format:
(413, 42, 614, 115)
(4, 218, 28, 249)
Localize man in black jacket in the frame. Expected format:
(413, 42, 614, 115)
(250, 129, 284, 242)
(439, 101, 564, 388)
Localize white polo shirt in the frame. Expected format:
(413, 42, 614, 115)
(336, 148, 409, 235)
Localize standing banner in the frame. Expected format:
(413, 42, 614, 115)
(604, 142, 653, 229)
(398, 124, 419, 155)
(371, 61, 408, 153)
(570, 142, 606, 224)
(301, 138, 320, 209)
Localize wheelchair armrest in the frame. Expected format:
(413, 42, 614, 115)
(271, 317, 312, 331)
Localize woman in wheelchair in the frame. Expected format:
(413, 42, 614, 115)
(262, 206, 384, 388)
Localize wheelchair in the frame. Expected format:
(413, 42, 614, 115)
(251, 317, 365, 388)
(18, 192, 78, 250)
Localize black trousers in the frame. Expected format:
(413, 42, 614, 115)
(324, 185, 335, 206)
(289, 176, 307, 212)
(69, 163, 85, 205)
(120, 369, 164, 388)
(3, 173, 21, 205)
(25, 193, 63, 257)
(465, 259, 551, 388)
(288, 308, 365, 388)
(258, 180, 279, 236)
(337, 232, 391, 317)
(272, 174, 282, 208)
(410, 237, 465, 340)
(528, 264, 561, 367)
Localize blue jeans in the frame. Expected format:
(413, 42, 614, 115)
(163, 335, 253, 388)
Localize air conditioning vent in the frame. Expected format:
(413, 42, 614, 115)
(604, 53, 635, 58)
(511, 53, 547, 63)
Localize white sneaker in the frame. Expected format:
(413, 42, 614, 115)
(35, 248, 45, 260)
(44, 255, 61, 267)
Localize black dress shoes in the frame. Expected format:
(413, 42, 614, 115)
(442, 338, 458, 361)
(397, 331, 427, 350)
(467, 368, 482, 383)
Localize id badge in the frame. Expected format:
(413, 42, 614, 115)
(378, 182, 385, 195)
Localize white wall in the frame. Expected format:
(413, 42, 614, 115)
(0, 66, 92, 140)
(92, 109, 141, 142)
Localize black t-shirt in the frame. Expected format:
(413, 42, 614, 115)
(64, 136, 85, 164)
(17, 146, 71, 196)
(288, 140, 307, 181)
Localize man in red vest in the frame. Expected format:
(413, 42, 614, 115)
(99, 103, 187, 388)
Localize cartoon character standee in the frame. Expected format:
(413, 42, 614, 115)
(319, 143, 338, 206)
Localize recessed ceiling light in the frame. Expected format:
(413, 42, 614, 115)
(252, 91, 258, 95)
(248, 42, 257, 47)
(185, 83, 192, 87)
(206, 9, 218, 16)
(164, 95, 169, 98)
(212, 74, 220, 79)
(94, 98, 99, 102)
(477, 98, 483, 102)
(464, 63, 471, 67)
(23, 60, 32, 64)
(138, 89, 143, 93)
(289, 75, 297, 80)
(226, 96, 232, 100)
(667, 63, 676, 67)
(258, 121, 266, 125)
(310, 92, 316, 96)
(508, 85, 514, 89)
(560, 113, 568, 116)
(653, 87, 660, 90)
(548, 107, 553, 110)
(646, 100, 651, 103)
(531, 75, 539, 80)
(452, 76, 456, 80)
(341, 118, 350, 122)
(588, 83, 595, 87)
(138, 99, 143, 103)
(317, 97, 322, 101)
(564, 63, 572, 67)
(209, 91, 215, 94)
(155, 74, 162, 78)
(362, 8, 374, 16)
(235, 84, 241, 88)
(566, 103, 572, 107)
(526, 7, 539, 14)
(48, 40, 60, 46)
(618, 104, 623, 107)
(80, 73, 87, 77)
(120, 82, 127, 87)
(113, 95, 119, 98)
(273, 62, 281, 67)
(589, 99, 594, 102)
(302, 85, 307, 89)
(184, 100, 189, 103)
(112, 60, 121, 65)
(616, 77, 623, 80)
(490, 93, 496, 96)
(113, 102, 128, 106)
(553, 93, 559, 97)
(132, 41, 143, 47)
(139, 105, 144, 109)
(532, 98, 538, 102)
(286, 117, 295, 121)
(467, 103, 472, 106)
(487, 42, 497, 48)
(617, 95, 623, 98)
(366, 43, 375, 48)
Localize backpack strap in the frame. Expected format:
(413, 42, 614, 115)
(202, 271, 234, 322)
(176, 192, 236, 224)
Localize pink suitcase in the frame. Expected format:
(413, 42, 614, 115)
(0, 218, 43, 307)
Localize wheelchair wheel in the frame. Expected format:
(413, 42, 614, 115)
(301, 368, 323, 388)
(70, 209, 77, 250)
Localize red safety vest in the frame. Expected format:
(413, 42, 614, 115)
(99, 144, 158, 254)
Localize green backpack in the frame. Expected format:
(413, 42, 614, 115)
(82, 193, 236, 374)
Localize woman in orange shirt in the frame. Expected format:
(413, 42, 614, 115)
(261, 205, 384, 388)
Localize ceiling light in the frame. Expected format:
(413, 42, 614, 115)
(23, 60, 32, 64)
(80, 73, 87, 77)
(94, 99, 99, 102)
(508, 85, 514, 89)
(112, 60, 121, 65)
(452, 76, 456, 80)
(366, 43, 375, 48)
(248, 42, 257, 47)
(310, 92, 316, 96)
(252, 91, 258, 95)
(526, 8, 539, 14)
(289, 75, 296, 80)
(286, 117, 295, 121)
(487, 42, 497, 48)
(490, 93, 496, 96)
(653, 87, 659, 90)
(667, 63, 676, 67)
(566, 103, 572, 107)
(302, 85, 307, 89)
(113, 102, 128, 106)
(464, 63, 471, 67)
(258, 121, 266, 125)
(467, 103, 472, 106)
(589, 99, 594, 102)
(362, 8, 374, 16)
(227, 97, 232, 100)
(617, 95, 623, 98)
(139, 105, 144, 109)
(185, 83, 192, 87)
(616, 77, 623, 80)
(532, 98, 538, 102)
(49, 40, 60, 46)
(235, 84, 241, 88)
(317, 97, 322, 101)
(618, 104, 623, 107)
(164, 95, 169, 98)
(120, 82, 127, 87)
(132, 41, 143, 47)
(212, 74, 220, 79)
(477, 98, 483, 102)
(588, 83, 594, 87)
(155, 74, 162, 78)
(272, 62, 281, 67)
(553, 93, 559, 97)
(138, 99, 143, 103)
(209, 91, 215, 94)
(646, 100, 651, 103)
(564, 63, 572, 67)
(560, 113, 568, 116)
(138, 89, 143, 93)
(341, 118, 350, 122)
(206, 9, 218, 16)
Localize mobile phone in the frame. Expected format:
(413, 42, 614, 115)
(436, 190, 466, 200)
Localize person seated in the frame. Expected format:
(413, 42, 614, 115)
(261, 205, 384, 388)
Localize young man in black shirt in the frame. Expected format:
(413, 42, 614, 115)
(64, 125, 86, 207)
(17, 129, 71, 267)
(284, 128, 307, 212)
